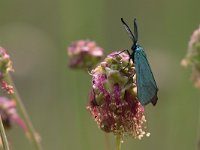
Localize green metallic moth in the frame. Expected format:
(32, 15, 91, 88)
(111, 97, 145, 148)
(121, 18, 158, 106)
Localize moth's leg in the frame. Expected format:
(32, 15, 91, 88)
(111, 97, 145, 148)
(119, 50, 134, 87)
(123, 57, 131, 70)
(115, 50, 133, 72)
(117, 49, 131, 56)
(115, 50, 131, 71)
(119, 50, 131, 70)
(123, 74, 134, 88)
(113, 50, 126, 59)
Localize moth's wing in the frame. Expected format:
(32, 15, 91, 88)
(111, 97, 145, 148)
(135, 50, 158, 106)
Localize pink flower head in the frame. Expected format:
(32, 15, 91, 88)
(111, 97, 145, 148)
(87, 51, 149, 139)
(0, 97, 27, 132)
(67, 40, 104, 69)
(181, 26, 200, 88)
(0, 47, 13, 76)
(0, 47, 14, 94)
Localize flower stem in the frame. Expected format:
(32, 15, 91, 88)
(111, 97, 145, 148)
(197, 105, 200, 150)
(4, 73, 43, 150)
(116, 134, 122, 150)
(104, 133, 111, 150)
(0, 115, 10, 150)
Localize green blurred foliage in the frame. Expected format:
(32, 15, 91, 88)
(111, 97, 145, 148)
(0, 0, 200, 150)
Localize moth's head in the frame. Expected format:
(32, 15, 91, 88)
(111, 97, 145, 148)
(132, 43, 142, 51)
(121, 18, 138, 50)
(131, 43, 137, 51)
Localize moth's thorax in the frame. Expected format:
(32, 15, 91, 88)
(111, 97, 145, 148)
(135, 45, 144, 52)
(131, 44, 143, 52)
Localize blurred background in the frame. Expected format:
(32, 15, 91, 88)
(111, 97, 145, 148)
(0, 0, 200, 150)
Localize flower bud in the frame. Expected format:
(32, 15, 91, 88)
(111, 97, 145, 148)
(0, 47, 13, 76)
(67, 40, 103, 70)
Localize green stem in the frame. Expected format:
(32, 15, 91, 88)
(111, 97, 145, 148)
(4, 73, 43, 150)
(0, 115, 10, 150)
(116, 134, 122, 150)
(104, 133, 111, 150)
(197, 106, 200, 150)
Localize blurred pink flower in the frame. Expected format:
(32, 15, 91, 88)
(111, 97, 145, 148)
(0, 47, 14, 94)
(0, 80, 14, 94)
(0, 47, 13, 76)
(181, 26, 200, 88)
(0, 97, 27, 132)
(67, 40, 104, 70)
(87, 52, 149, 139)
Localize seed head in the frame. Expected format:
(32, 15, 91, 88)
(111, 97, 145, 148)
(87, 51, 149, 139)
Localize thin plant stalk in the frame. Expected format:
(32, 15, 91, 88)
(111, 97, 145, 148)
(116, 134, 122, 150)
(0, 115, 10, 150)
(197, 105, 200, 150)
(4, 73, 43, 150)
(105, 133, 111, 150)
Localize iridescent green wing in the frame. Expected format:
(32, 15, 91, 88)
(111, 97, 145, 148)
(135, 48, 158, 106)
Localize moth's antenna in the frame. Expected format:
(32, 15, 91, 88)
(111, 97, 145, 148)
(134, 18, 138, 42)
(121, 18, 136, 43)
